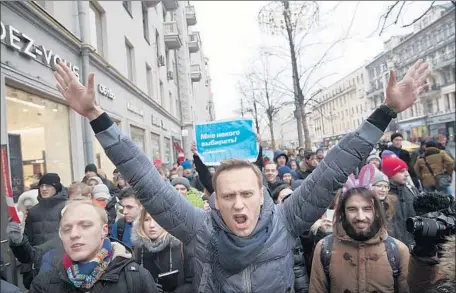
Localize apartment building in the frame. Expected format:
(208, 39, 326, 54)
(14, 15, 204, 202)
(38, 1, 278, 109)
(1, 1, 214, 185)
(308, 66, 367, 147)
(365, 4, 455, 141)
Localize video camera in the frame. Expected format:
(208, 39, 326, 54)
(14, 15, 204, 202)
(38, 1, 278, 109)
(406, 209, 456, 239)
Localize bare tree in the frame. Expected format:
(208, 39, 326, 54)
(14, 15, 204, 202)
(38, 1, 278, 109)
(247, 52, 293, 150)
(236, 78, 262, 134)
(258, 1, 357, 149)
(377, 1, 455, 36)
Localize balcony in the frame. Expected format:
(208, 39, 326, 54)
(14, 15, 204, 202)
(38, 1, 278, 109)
(186, 5, 197, 26)
(191, 64, 202, 82)
(420, 84, 441, 98)
(162, 0, 178, 10)
(142, 0, 160, 8)
(163, 22, 182, 50)
(188, 32, 200, 53)
(366, 86, 384, 98)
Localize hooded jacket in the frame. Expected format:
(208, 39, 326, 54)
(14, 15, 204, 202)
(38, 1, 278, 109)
(24, 188, 68, 246)
(389, 183, 417, 249)
(309, 223, 410, 293)
(28, 241, 158, 293)
(408, 236, 455, 293)
(131, 220, 193, 293)
(414, 147, 454, 188)
(90, 108, 389, 292)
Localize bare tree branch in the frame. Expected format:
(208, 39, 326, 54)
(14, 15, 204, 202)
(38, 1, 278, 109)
(402, 1, 436, 28)
(379, 1, 399, 36)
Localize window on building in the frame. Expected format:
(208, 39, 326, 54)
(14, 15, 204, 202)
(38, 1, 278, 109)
(150, 132, 161, 162)
(130, 126, 145, 152)
(159, 80, 164, 105)
(165, 49, 170, 72)
(146, 63, 153, 98)
(169, 91, 173, 115)
(155, 30, 161, 60)
(123, 1, 132, 17)
(89, 2, 104, 55)
(125, 38, 135, 82)
(142, 2, 150, 43)
(426, 100, 433, 114)
(164, 137, 171, 164)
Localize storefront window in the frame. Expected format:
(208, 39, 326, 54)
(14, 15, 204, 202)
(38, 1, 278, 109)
(94, 120, 120, 181)
(130, 125, 145, 153)
(164, 137, 171, 164)
(151, 132, 161, 161)
(6, 86, 72, 192)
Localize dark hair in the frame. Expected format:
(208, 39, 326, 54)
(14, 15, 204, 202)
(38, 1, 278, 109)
(335, 187, 387, 229)
(304, 151, 316, 160)
(118, 187, 137, 201)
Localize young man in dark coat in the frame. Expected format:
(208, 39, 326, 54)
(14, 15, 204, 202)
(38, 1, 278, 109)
(28, 201, 158, 293)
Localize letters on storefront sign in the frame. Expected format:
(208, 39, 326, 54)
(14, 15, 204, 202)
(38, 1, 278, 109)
(151, 114, 168, 130)
(0, 21, 80, 79)
(127, 102, 144, 117)
(427, 113, 455, 125)
(98, 84, 115, 99)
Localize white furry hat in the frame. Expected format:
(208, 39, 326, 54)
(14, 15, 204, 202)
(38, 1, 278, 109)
(17, 189, 39, 211)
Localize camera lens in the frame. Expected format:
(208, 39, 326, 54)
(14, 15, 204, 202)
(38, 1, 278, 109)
(406, 217, 423, 234)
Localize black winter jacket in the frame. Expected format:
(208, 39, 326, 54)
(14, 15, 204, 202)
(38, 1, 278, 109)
(293, 238, 309, 293)
(131, 221, 193, 293)
(389, 183, 417, 249)
(28, 242, 158, 293)
(24, 189, 67, 246)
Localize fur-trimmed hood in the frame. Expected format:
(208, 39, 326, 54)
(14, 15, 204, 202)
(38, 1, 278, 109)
(16, 189, 39, 211)
(131, 217, 181, 253)
(439, 236, 455, 285)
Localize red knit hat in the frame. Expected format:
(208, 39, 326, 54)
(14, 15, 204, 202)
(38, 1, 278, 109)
(381, 155, 408, 178)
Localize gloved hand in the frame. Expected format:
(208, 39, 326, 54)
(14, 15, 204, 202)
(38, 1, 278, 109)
(155, 283, 164, 293)
(6, 222, 23, 245)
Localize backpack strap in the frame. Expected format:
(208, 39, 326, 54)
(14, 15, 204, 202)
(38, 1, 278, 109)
(125, 262, 140, 293)
(320, 234, 334, 286)
(384, 236, 400, 293)
(117, 218, 126, 242)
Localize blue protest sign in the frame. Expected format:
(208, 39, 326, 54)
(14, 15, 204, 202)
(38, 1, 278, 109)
(195, 119, 258, 165)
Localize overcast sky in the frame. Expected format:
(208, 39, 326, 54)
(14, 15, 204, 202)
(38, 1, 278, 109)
(192, 1, 436, 121)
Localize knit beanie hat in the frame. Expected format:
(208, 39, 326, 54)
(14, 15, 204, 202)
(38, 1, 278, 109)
(38, 173, 62, 193)
(366, 154, 381, 164)
(278, 166, 292, 179)
(390, 133, 403, 141)
(171, 177, 191, 190)
(181, 160, 192, 170)
(92, 184, 111, 201)
(381, 155, 408, 178)
(87, 176, 103, 185)
(372, 168, 389, 185)
(85, 163, 98, 173)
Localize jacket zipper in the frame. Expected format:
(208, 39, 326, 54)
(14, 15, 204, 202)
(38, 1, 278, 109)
(243, 266, 252, 293)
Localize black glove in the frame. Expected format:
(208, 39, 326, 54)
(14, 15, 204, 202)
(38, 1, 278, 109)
(155, 283, 164, 293)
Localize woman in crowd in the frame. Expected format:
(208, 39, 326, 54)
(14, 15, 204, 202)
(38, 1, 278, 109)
(131, 209, 193, 293)
(371, 168, 398, 233)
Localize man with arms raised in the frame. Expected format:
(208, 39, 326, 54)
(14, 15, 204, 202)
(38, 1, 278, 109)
(53, 60, 429, 292)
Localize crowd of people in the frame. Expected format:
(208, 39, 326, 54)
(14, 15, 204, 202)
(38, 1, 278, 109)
(1, 60, 455, 293)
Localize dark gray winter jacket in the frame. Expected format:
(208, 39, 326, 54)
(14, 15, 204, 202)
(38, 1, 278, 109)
(91, 110, 386, 293)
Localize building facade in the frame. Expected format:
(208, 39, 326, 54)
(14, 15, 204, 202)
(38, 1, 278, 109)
(365, 4, 455, 142)
(308, 66, 367, 147)
(1, 0, 214, 284)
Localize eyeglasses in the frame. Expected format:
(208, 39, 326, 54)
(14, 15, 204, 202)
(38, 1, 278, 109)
(373, 185, 390, 191)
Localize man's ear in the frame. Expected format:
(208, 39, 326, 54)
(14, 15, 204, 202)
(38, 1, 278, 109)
(102, 224, 108, 238)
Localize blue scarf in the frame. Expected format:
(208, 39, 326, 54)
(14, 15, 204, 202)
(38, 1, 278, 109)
(63, 238, 113, 289)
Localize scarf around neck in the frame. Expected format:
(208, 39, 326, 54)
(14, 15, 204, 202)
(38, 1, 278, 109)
(208, 189, 274, 277)
(63, 238, 113, 289)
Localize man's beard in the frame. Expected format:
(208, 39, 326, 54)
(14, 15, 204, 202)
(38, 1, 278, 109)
(342, 217, 380, 242)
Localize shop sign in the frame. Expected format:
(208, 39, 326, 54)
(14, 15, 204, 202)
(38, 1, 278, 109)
(151, 114, 168, 130)
(98, 84, 115, 100)
(0, 21, 80, 79)
(127, 102, 144, 117)
(151, 114, 161, 127)
(398, 119, 425, 129)
(427, 113, 455, 125)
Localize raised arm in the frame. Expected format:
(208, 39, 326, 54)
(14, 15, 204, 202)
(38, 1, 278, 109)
(52, 62, 205, 244)
(281, 59, 430, 237)
(192, 142, 214, 194)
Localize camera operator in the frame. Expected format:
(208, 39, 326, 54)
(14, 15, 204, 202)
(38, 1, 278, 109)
(407, 192, 455, 293)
